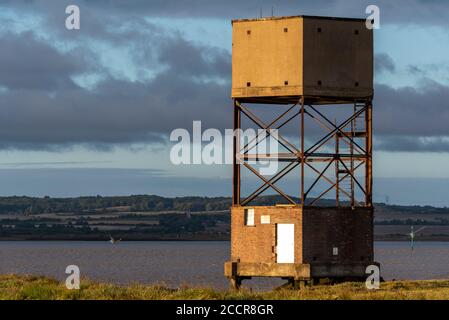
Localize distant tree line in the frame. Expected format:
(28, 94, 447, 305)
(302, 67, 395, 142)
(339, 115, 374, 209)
(375, 218, 449, 226)
(0, 212, 230, 240)
(0, 195, 447, 215)
(0, 195, 232, 215)
(0, 195, 303, 215)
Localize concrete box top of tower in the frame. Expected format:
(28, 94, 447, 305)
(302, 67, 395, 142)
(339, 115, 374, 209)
(231, 15, 374, 104)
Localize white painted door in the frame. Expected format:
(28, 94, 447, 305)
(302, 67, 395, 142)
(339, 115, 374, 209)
(276, 224, 295, 263)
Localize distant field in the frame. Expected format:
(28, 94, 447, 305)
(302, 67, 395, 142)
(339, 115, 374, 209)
(3, 209, 449, 240)
(2, 274, 449, 300)
(0, 209, 231, 241)
(1, 194, 449, 241)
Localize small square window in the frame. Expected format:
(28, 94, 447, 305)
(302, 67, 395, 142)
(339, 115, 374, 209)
(317, 27, 322, 33)
(284, 80, 289, 86)
(317, 80, 322, 86)
(246, 82, 251, 87)
(355, 82, 359, 87)
(247, 30, 251, 35)
(355, 29, 359, 35)
(244, 208, 255, 226)
(284, 27, 288, 33)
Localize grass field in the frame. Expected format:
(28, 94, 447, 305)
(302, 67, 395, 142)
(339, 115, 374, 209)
(1, 275, 449, 300)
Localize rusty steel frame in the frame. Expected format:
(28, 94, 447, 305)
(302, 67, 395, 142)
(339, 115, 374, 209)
(232, 98, 373, 207)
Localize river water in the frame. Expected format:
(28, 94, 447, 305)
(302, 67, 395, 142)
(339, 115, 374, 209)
(1, 241, 448, 290)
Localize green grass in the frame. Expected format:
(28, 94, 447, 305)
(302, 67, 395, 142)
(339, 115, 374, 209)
(1, 274, 449, 300)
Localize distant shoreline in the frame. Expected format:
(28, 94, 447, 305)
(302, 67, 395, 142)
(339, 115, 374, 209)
(0, 237, 448, 242)
(2, 195, 449, 243)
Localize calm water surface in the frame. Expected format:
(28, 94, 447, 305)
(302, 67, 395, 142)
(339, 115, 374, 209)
(0, 241, 448, 290)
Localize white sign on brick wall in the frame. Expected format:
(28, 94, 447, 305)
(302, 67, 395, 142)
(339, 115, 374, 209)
(261, 215, 270, 224)
(333, 247, 339, 256)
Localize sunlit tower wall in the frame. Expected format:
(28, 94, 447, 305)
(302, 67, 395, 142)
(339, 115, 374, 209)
(224, 15, 378, 289)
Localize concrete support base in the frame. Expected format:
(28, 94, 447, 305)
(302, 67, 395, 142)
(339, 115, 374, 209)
(224, 261, 378, 289)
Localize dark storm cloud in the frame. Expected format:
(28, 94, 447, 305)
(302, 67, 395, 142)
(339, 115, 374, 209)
(407, 65, 426, 76)
(80, 0, 449, 26)
(0, 32, 87, 91)
(0, 78, 230, 148)
(374, 82, 449, 137)
(375, 136, 449, 152)
(0, 29, 448, 151)
(3, 0, 449, 26)
(0, 0, 448, 153)
(0, 0, 235, 150)
(158, 36, 231, 78)
(375, 53, 395, 74)
(0, 30, 231, 149)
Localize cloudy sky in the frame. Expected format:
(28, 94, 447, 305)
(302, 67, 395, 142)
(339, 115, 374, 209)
(0, 0, 449, 205)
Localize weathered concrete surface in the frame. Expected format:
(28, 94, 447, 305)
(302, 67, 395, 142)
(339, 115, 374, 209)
(232, 16, 373, 101)
(224, 261, 377, 280)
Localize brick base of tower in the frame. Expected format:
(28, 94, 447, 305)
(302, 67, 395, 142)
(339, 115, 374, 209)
(224, 205, 379, 288)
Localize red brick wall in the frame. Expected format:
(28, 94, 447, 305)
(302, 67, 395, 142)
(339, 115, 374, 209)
(230, 206, 373, 266)
(302, 207, 374, 264)
(230, 206, 302, 263)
